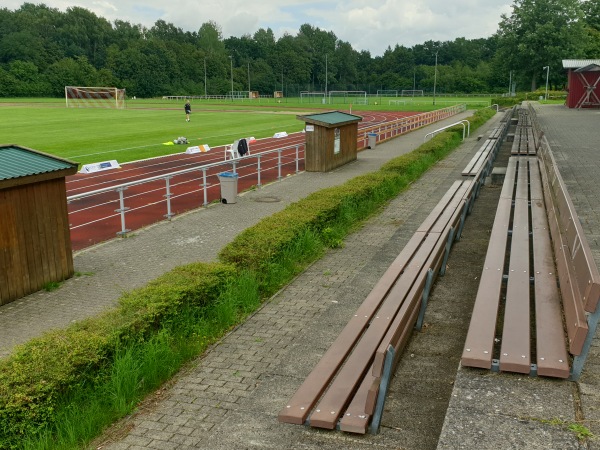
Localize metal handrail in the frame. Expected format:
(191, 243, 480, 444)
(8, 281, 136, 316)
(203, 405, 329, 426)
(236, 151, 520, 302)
(67, 144, 299, 202)
(424, 119, 470, 142)
(67, 105, 469, 245)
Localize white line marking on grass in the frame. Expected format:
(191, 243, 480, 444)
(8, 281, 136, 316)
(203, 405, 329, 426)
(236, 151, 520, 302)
(69, 125, 301, 160)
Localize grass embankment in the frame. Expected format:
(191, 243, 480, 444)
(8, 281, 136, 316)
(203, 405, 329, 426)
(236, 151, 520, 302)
(0, 107, 496, 449)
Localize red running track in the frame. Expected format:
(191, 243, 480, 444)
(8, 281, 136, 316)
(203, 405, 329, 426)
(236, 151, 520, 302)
(66, 111, 416, 251)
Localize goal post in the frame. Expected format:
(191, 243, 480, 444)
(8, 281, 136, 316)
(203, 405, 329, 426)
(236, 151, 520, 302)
(65, 86, 126, 109)
(300, 91, 326, 104)
(401, 89, 424, 97)
(377, 90, 398, 97)
(327, 90, 367, 104)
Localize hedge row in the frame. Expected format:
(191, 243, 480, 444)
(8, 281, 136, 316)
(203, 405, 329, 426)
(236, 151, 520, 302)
(0, 107, 496, 447)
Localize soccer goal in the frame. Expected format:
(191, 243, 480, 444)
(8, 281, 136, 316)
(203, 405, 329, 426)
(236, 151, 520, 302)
(300, 91, 326, 104)
(377, 90, 398, 97)
(65, 86, 126, 109)
(401, 90, 424, 97)
(328, 91, 367, 104)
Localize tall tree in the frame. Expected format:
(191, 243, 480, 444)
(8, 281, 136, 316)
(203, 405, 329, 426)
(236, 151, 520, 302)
(496, 0, 588, 90)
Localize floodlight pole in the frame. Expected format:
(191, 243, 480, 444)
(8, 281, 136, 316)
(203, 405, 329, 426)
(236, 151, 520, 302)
(229, 55, 233, 102)
(433, 50, 438, 106)
(325, 54, 328, 103)
(543, 66, 549, 100)
(204, 57, 207, 97)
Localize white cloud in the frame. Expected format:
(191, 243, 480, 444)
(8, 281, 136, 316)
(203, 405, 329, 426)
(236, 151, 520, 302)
(3, 0, 513, 56)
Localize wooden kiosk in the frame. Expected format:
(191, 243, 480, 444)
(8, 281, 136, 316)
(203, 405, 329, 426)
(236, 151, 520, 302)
(0, 144, 78, 305)
(298, 111, 362, 172)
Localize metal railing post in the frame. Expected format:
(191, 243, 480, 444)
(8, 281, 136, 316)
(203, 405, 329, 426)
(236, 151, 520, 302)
(115, 187, 130, 236)
(201, 168, 208, 206)
(278, 148, 282, 180)
(164, 176, 173, 219)
(257, 154, 262, 187)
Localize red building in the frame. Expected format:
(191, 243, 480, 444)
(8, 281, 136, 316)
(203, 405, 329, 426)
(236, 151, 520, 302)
(562, 59, 600, 109)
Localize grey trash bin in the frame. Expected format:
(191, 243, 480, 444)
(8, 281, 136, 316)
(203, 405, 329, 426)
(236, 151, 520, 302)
(218, 172, 238, 204)
(368, 133, 377, 149)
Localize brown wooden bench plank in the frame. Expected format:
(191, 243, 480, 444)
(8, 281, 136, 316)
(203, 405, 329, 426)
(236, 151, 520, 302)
(500, 157, 517, 199)
(537, 150, 590, 355)
(309, 233, 441, 429)
(529, 158, 570, 378)
(341, 228, 454, 434)
(277, 231, 426, 425)
(417, 180, 465, 232)
(550, 215, 589, 355)
(374, 196, 467, 377)
(338, 367, 378, 434)
(545, 161, 600, 312)
(499, 158, 531, 374)
(461, 198, 513, 369)
(462, 140, 495, 176)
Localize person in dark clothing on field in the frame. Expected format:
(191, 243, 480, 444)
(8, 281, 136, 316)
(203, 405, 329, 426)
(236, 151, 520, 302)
(185, 101, 191, 122)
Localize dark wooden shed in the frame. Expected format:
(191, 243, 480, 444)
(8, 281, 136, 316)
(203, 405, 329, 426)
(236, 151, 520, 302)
(562, 59, 600, 109)
(0, 144, 78, 305)
(298, 111, 363, 172)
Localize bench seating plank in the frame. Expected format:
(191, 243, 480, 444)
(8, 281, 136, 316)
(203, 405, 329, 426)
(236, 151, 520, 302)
(337, 367, 379, 434)
(547, 205, 589, 354)
(540, 153, 600, 313)
(499, 158, 531, 373)
(339, 235, 446, 433)
(374, 189, 469, 377)
(529, 158, 570, 378)
(281, 178, 474, 432)
(277, 231, 423, 425)
(461, 196, 513, 369)
(309, 233, 442, 429)
(340, 222, 459, 433)
(538, 153, 589, 354)
(418, 180, 468, 232)
(462, 140, 495, 176)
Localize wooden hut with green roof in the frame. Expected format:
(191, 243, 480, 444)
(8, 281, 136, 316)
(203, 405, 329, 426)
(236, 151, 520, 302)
(0, 144, 78, 305)
(298, 111, 363, 172)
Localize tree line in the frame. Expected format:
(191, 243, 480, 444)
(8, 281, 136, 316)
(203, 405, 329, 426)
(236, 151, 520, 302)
(0, 1, 598, 98)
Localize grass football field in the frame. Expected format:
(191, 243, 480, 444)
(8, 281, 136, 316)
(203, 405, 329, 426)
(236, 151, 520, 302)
(0, 96, 491, 167)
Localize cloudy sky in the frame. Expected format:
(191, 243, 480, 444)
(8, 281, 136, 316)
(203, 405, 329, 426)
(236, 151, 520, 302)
(6, 0, 514, 56)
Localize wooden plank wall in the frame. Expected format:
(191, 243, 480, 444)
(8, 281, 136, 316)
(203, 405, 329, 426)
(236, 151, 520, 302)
(305, 124, 358, 172)
(0, 178, 74, 305)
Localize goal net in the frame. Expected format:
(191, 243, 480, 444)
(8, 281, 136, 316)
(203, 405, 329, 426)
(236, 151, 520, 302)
(300, 92, 326, 104)
(65, 86, 126, 109)
(401, 90, 424, 97)
(377, 90, 398, 97)
(328, 90, 367, 104)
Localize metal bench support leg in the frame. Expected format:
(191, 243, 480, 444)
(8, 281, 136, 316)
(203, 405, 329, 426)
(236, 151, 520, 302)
(440, 228, 456, 276)
(416, 268, 435, 331)
(370, 345, 396, 434)
(570, 306, 600, 381)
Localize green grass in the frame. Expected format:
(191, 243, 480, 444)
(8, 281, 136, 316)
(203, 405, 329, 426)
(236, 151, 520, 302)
(0, 103, 306, 166)
(0, 96, 489, 167)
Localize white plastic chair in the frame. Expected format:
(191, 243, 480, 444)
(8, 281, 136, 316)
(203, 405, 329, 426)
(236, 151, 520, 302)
(225, 139, 240, 160)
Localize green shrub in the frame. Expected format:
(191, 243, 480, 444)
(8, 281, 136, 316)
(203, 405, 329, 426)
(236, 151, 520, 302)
(0, 262, 236, 448)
